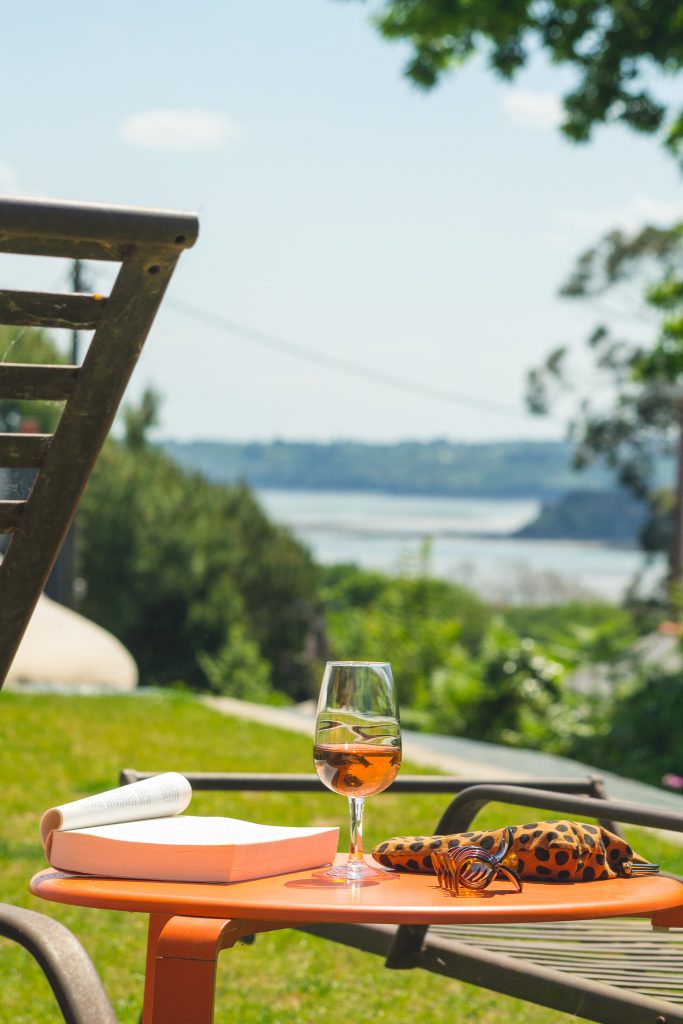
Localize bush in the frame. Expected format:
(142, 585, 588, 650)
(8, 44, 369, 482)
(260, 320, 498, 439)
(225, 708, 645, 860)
(322, 561, 615, 750)
(321, 554, 491, 709)
(571, 665, 683, 786)
(505, 601, 639, 663)
(78, 438, 321, 698)
(419, 618, 595, 751)
(199, 624, 287, 703)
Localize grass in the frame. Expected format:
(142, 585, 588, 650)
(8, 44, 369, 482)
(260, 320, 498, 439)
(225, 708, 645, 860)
(2, 690, 682, 1023)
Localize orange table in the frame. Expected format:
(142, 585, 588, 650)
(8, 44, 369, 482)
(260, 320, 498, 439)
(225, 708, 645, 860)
(31, 857, 683, 1024)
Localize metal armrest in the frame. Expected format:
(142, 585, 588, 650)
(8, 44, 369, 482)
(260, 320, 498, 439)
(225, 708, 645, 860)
(431, 783, 683, 837)
(386, 783, 683, 970)
(119, 769, 610, 798)
(0, 903, 117, 1024)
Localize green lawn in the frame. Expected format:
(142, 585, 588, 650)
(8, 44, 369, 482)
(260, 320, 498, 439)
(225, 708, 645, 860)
(1, 690, 681, 1023)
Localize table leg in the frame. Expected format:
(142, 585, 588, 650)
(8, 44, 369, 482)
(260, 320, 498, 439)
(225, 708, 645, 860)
(141, 914, 282, 1024)
(652, 904, 683, 929)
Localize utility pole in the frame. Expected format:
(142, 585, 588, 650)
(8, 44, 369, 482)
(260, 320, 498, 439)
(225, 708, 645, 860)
(44, 260, 87, 607)
(70, 259, 85, 363)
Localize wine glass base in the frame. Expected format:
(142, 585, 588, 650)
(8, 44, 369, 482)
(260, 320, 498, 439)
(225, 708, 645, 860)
(316, 859, 397, 882)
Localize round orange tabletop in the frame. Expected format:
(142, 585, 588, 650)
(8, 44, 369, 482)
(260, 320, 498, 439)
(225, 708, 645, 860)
(30, 857, 683, 926)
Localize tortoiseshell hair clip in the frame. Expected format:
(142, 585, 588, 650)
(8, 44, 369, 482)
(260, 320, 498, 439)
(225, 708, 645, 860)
(433, 827, 523, 896)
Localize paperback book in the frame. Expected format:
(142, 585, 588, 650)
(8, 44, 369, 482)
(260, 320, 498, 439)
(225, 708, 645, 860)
(40, 773, 339, 883)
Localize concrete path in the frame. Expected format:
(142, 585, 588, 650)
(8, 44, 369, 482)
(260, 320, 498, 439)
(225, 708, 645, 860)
(205, 695, 683, 813)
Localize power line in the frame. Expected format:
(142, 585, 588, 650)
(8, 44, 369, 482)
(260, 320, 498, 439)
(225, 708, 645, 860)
(167, 296, 541, 422)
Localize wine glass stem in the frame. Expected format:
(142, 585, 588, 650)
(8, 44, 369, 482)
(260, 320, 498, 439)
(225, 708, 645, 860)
(348, 796, 364, 863)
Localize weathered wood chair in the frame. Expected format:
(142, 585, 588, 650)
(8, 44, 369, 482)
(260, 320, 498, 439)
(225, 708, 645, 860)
(0, 196, 198, 1023)
(121, 769, 683, 1024)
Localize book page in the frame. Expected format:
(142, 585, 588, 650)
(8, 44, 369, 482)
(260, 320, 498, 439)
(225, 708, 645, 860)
(64, 816, 338, 845)
(40, 772, 192, 849)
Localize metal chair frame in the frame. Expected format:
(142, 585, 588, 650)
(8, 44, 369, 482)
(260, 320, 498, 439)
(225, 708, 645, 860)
(121, 770, 683, 1024)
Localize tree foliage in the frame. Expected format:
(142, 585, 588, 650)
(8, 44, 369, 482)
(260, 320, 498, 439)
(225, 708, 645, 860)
(165, 437, 611, 499)
(367, 0, 683, 160)
(430, 621, 569, 748)
(324, 557, 641, 753)
(526, 223, 683, 569)
(322, 551, 492, 710)
(198, 624, 279, 702)
(123, 387, 161, 451)
(77, 406, 322, 698)
(505, 599, 639, 663)
(571, 665, 683, 786)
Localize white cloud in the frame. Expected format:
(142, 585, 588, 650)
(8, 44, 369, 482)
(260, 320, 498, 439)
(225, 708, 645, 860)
(561, 194, 683, 237)
(0, 161, 21, 194)
(118, 109, 238, 152)
(501, 88, 564, 131)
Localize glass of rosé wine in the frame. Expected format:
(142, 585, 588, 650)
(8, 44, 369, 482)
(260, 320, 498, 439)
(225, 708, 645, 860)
(314, 661, 401, 881)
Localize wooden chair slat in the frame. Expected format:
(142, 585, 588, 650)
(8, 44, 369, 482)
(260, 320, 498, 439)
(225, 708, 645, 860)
(0, 500, 24, 532)
(0, 364, 79, 401)
(0, 290, 106, 330)
(0, 237, 130, 261)
(0, 434, 51, 468)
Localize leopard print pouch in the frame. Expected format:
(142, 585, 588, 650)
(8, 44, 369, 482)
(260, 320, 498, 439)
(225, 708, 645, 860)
(372, 819, 646, 881)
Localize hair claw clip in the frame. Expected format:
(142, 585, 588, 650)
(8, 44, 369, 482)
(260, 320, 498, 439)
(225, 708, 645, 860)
(434, 827, 523, 896)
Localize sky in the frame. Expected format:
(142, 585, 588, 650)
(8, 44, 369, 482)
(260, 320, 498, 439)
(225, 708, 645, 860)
(1, 1, 682, 444)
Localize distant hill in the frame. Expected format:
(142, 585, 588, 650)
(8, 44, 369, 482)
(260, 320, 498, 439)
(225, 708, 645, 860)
(161, 439, 615, 499)
(514, 490, 647, 544)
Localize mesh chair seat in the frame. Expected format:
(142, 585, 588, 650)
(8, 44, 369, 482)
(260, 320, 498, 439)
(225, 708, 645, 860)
(429, 917, 683, 1004)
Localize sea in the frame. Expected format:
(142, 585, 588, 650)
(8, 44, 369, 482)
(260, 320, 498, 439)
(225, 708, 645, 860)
(256, 489, 660, 604)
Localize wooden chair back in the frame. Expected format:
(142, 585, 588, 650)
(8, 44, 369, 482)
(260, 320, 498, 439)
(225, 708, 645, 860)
(0, 197, 198, 685)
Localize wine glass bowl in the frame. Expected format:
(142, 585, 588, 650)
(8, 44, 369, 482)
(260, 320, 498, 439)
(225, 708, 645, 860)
(314, 661, 400, 881)
(313, 744, 401, 798)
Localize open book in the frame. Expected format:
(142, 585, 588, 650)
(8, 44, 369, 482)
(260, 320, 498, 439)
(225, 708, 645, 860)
(40, 773, 339, 883)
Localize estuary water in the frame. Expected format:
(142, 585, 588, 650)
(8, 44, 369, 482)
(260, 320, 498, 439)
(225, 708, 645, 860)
(256, 489, 655, 604)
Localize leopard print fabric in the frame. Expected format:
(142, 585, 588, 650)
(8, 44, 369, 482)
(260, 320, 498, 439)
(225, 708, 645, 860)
(372, 820, 644, 881)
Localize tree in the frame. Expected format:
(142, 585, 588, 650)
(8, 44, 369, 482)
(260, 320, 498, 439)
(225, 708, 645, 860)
(525, 222, 683, 581)
(77, 396, 322, 697)
(362, 3, 683, 594)
(322, 550, 491, 710)
(367, 0, 683, 161)
(123, 386, 161, 451)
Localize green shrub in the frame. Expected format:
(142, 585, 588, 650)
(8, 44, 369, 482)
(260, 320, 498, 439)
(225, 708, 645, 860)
(78, 439, 320, 698)
(199, 624, 288, 703)
(418, 618, 594, 751)
(571, 665, 683, 785)
(505, 601, 639, 663)
(322, 563, 490, 709)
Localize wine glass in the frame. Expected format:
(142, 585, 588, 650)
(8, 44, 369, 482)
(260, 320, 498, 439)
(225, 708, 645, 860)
(314, 661, 401, 880)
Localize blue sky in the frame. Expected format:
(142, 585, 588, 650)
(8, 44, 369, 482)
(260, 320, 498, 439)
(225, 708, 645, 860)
(2, 1, 682, 443)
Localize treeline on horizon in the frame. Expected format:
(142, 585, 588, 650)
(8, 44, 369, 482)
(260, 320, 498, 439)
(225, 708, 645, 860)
(163, 438, 653, 545)
(163, 438, 620, 499)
